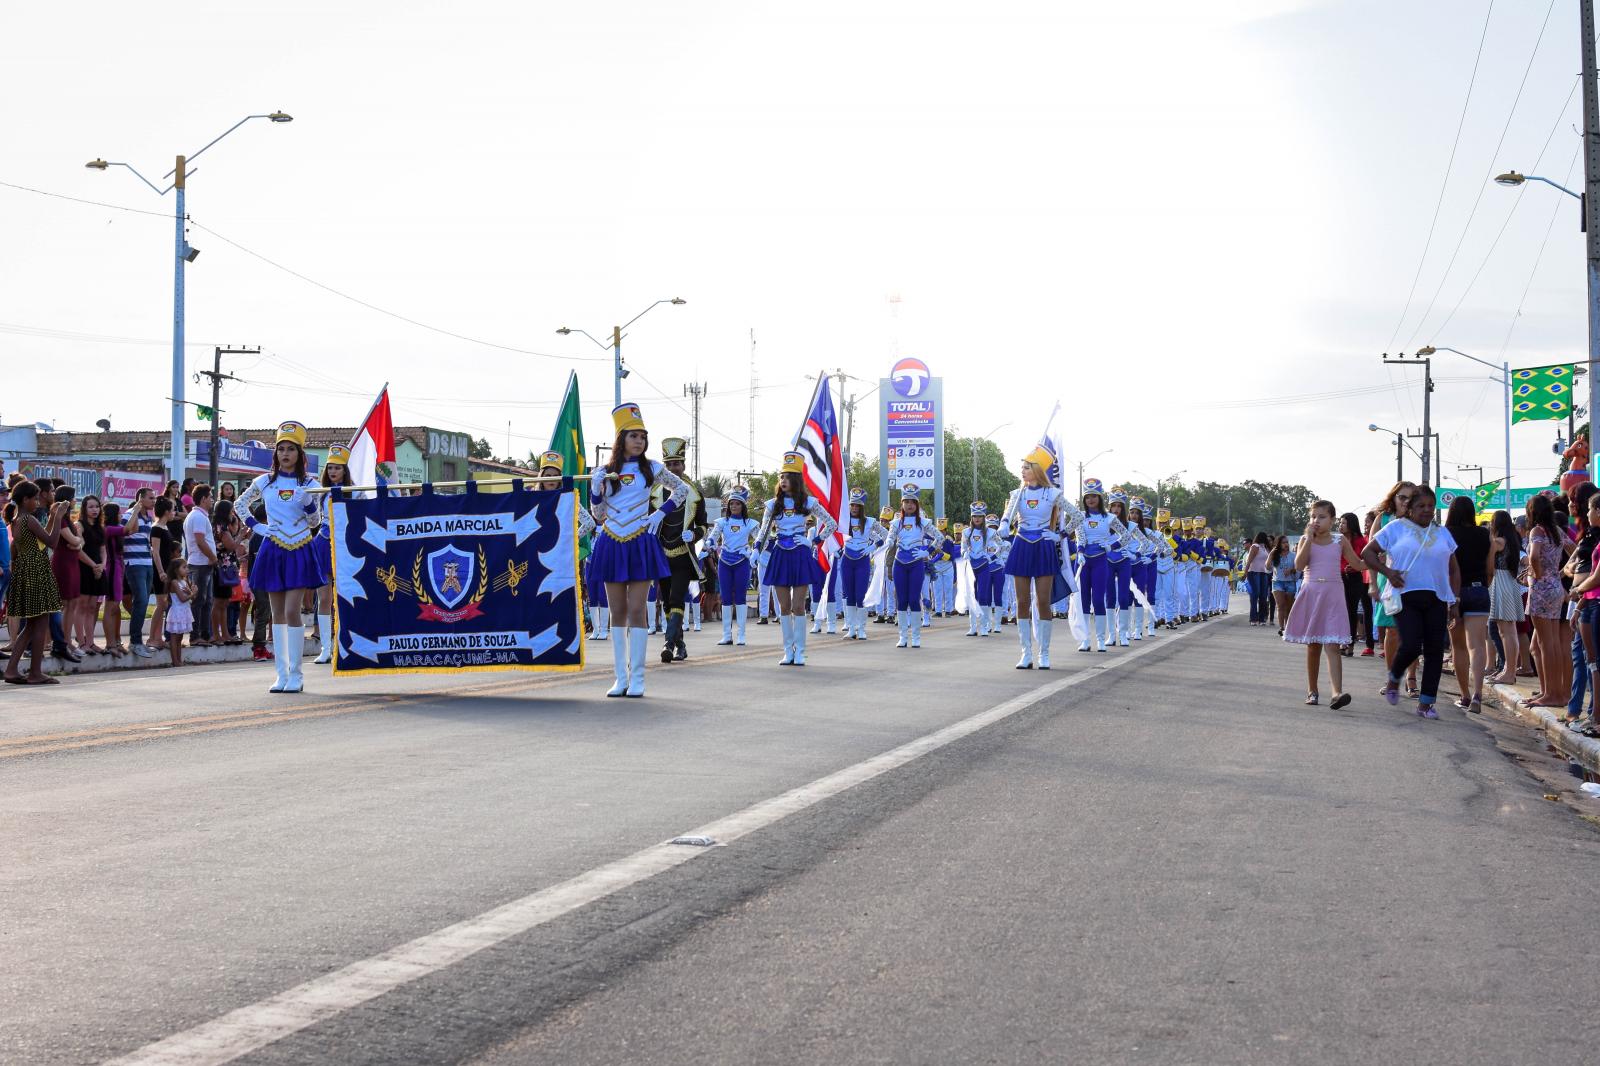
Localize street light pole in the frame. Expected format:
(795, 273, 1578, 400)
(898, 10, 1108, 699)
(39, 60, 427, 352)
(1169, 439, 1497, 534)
(557, 299, 686, 408)
(86, 112, 292, 484)
(1369, 423, 1413, 483)
(1076, 448, 1113, 501)
(1584, 0, 1600, 448)
(1417, 346, 1512, 510)
(1382, 353, 1432, 485)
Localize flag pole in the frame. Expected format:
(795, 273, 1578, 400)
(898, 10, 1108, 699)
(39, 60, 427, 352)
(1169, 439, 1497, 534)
(347, 382, 390, 449)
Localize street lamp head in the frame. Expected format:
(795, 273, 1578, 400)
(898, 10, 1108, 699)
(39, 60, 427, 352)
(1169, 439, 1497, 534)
(1416, 345, 1437, 356)
(267, 111, 294, 124)
(555, 327, 572, 336)
(670, 297, 686, 305)
(1368, 424, 1380, 432)
(84, 159, 108, 170)
(1494, 171, 1526, 187)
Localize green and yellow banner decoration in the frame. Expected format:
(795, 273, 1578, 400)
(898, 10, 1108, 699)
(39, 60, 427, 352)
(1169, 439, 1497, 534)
(1473, 479, 1503, 509)
(1511, 363, 1576, 423)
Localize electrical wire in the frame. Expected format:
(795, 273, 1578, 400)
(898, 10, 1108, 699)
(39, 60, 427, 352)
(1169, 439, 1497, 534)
(1425, 74, 1578, 343)
(1498, 141, 1582, 360)
(186, 221, 607, 364)
(1386, 0, 1496, 350)
(1404, 0, 1559, 349)
(0, 178, 173, 219)
(1199, 376, 1490, 410)
(628, 367, 784, 464)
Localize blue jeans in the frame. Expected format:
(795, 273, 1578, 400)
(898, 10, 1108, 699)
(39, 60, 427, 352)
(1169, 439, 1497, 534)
(125, 565, 153, 647)
(1246, 571, 1270, 623)
(1569, 601, 1599, 717)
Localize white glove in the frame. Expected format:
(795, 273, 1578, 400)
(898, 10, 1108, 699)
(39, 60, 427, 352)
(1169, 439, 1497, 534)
(647, 510, 668, 535)
(682, 529, 695, 544)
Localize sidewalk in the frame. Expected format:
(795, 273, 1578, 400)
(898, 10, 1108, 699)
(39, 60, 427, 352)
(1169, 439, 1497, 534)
(1490, 675, 1600, 778)
(6, 617, 331, 676)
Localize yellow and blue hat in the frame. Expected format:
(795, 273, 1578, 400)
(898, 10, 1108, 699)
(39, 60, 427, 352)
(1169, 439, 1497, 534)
(727, 486, 751, 505)
(970, 500, 987, 518)
(1024, 443, 1056, 474)
(986, 513, 1001, 527)
(612, 402, 646, 435)
(1130, 496, 1148, 515)
(275, 421, 307, 450)
(326, 444, 351, 466)
(1082, 477, 1105, 500)
(781, 450, 806, 475)
(937, 517, 949, 530)
(880, 506, 895, 522)
(850, 488, 868, 505)
(661, 437, 687, 463)
(539, 450, 564, 472)
(1108, 486, 1129, 507)
(900, 483, 921, 502)
(1156, 507, 1172, 525)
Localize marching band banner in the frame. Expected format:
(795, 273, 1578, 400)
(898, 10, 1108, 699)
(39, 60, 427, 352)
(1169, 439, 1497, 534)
(329, 481, 583, 676)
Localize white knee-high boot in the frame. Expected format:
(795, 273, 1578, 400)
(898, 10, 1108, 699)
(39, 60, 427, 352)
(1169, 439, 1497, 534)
(1131, 603, 1143, 641)
(896, 611, 909, 648)
(719, 609, 734, 645)
(283, 626, 306, 693)
(778, 615, 796, 664)
(1035, 617, 1053, 669)
(910, 607, 923, 648)
(735, 604, 748, 644)
(627, 627, 648, 696)
(795, 617, 809, 665)
(1095, 613, 1109, 653)
(1117, 608, 1131, 647)
(596, 606, 610, 639)
(269, 624, 289, 692)
(1016, 615, 1035, 669)
(312, 613, 335, 664)
(607, 626, 629, 697)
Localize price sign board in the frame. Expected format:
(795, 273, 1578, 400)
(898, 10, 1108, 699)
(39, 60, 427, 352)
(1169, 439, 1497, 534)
(878, 358, 945, 517)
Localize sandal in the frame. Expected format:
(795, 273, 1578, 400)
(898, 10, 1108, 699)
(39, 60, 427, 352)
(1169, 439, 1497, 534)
(1469, 697, 1483, 714)
(1305, 693, 1319, 706)
(1330, 693, 1352, 710)
(1405, 682, 1420, 700)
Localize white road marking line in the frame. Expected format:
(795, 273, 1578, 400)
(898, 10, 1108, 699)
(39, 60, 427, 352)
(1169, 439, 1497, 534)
(103, 622, 1202, 1066)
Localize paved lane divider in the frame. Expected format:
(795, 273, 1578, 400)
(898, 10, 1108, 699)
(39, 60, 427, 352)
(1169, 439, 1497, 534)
(102, 619, 1209, 1066)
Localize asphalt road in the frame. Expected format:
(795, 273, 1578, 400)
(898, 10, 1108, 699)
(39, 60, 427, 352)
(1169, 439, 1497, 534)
(6, 603, 1600, 1065)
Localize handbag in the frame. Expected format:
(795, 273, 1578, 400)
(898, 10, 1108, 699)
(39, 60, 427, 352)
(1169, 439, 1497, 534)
(217, 555, 241, 587)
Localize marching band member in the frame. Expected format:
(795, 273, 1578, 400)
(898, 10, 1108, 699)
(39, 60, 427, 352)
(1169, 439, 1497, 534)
(308, 444, 353, 665)
(1127, 496, 1158, 640)
(932, 518, 956, 618)
(755, 452, 838, 665)
(708, 486, 757, 646)
(1001, 445, 1069, 668)
(654, 437, 708, 664)
(756, 537, 776, 625)
(537, 451, 594, 536)
(875, 506, 898, 624)
(1106, 488, 1136, 647)
(888, 484, 939, 648)
(986, 513, 1012, 630)
(1153, 509, 1176, 628)
(1073, 477, 1126, 654)
(963, 504, 998, 636)
(837, 489, 884, 640)
(232, 421, 323, 694)
(588, 403, 690, 698)
(1182, 518, 1202, 622)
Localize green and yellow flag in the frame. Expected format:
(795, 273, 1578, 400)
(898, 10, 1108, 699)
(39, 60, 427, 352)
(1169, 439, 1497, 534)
(1511, 363, 1576, 423)
(1473, 479, 1502, 509)
(549, 370, 590, 558)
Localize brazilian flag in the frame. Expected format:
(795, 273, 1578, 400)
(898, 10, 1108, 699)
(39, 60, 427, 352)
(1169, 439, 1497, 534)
(1511, 364, 1575, 423)
(1473, 479, 1502, 510)
(549, 370, 589, 559)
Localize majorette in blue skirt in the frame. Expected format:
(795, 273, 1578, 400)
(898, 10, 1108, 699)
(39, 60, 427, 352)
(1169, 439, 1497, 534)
(1000, 443, 1077, 669)
(755, 451, 838, 666)
(233, 421, 323, 694)
(587, 403, 690, 698)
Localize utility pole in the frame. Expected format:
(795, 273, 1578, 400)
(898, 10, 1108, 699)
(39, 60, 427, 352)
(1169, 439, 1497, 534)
(1383, 352, 1433, 485)
(684, 381, 708, 479)
(1408, 429, 1441, 488)
(1583, 0, 1600, 445)
(197, 345, 255, 489)
(748, 329, 757, 470)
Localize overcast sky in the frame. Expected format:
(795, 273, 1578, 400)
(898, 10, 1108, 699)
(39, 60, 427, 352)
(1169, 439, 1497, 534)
(1, 0, 1591, 516)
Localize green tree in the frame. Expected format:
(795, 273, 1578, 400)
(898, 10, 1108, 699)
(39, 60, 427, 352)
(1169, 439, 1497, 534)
(943, 428, 1013, 525)
(698, 472, 729, 501)
(468, 436, 493, 460)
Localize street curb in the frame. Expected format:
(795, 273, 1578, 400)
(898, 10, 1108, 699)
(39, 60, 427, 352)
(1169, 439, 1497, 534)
(1490, 681, 1600, 777)
(32, 640, 326, 676)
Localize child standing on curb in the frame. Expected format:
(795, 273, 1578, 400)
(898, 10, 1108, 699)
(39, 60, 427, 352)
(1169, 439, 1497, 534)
(1283, 500, 1368, 709)
(164, 561, 194, 668)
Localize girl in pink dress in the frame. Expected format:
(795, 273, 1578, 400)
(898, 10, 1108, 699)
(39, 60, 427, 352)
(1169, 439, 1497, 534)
(1284, 500, 1369, 708)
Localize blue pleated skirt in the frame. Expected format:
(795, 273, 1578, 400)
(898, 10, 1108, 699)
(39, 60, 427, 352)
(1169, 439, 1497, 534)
(311, 532, 333, 585)
(763, 542, 823, 587)
(1004, 535, 1059, 578)
(591, 531, 671, 583)
(253, 539, 324, 592)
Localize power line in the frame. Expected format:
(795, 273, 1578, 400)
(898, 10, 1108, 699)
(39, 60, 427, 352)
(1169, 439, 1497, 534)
(0, 178, 173, 218)
(186, 220, 608, 364)
(1386, 0, 1496, 350)
(1404, 0, 1559, 349)
(1498, 141, 1583, 360)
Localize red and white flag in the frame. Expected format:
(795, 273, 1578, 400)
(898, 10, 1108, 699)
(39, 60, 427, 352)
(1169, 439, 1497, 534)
(348, 384, 395, 491)
(793, 372, 847, 573)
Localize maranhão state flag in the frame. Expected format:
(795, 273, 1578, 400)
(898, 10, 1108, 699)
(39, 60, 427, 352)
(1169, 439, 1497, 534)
(348, 384, 396, 492)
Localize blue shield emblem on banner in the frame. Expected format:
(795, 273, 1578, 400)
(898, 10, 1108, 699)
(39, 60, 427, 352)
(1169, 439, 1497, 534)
(427, 545, 474, 610)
